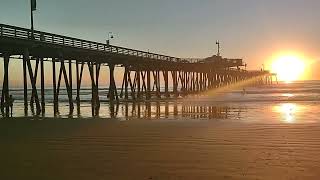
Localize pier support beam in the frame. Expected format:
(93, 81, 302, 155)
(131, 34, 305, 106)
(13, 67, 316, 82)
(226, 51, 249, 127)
(23, 54, 28, 115)
(195, 72, 199, 92)
(157, 71, 161, 98)
(25, 49, 41, 115)
(163, 71, 169, 98)
(88, 62, 101, 116)
(128, 70, 136, 99)
(172, 71, 178, 97)
(2, 53, 10, 117)
(76, 61, 84, 115)
(88, 62, 95, 116)
(40, 58, 45, 114)
(30, 58, 39, 109)
(69, 59, 73, 111)
(60, 58, 74, 114)
(153, 71, 161, 98)
(141, 71, 147, 96)
(146, 71, 151, 100)
(124, 66, 129, 99)
(52, 59, 58, 115)
(95, 63, 101, 115)
(137, 70, 141, 99)
(108, 63, 118, 101)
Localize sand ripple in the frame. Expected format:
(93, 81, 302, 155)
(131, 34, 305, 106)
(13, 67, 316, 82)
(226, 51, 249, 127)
(1, 119, 320, 179)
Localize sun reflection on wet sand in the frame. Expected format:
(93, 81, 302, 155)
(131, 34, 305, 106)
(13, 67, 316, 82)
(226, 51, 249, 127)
(282, 93, 294, 97)
(274, 103, 298, 123)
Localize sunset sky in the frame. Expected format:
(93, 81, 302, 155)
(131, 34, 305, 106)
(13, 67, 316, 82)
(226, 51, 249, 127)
(0, 0, 320, 87)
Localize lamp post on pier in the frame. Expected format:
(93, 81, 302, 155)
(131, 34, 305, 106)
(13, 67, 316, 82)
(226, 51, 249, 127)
(216, 40, 221, 56)
(106, 32, 114, 46)
(30, 0, 37, 39)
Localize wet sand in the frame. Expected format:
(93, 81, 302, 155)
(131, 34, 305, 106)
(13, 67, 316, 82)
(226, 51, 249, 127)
(1, 117, 320, 179)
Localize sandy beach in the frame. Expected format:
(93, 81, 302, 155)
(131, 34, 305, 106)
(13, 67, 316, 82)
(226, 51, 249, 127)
(1, 117, 320, 180)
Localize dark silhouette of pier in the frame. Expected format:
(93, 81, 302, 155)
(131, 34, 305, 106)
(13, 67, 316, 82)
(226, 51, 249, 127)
(0, 23, 275, 117)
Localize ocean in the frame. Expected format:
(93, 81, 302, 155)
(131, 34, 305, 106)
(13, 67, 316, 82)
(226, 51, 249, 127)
(2, 80, 320, 179)
(5, 80, 320, 123)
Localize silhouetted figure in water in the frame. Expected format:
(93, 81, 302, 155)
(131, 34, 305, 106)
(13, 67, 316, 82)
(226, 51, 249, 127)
(8, 95, 14, 117)
(242, 88, 246, 95)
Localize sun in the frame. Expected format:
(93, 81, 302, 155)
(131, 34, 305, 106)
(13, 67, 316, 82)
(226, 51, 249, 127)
(271, 55, 306, 83)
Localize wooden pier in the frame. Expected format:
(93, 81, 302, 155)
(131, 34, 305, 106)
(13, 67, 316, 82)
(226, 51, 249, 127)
(0, 23, 275, 117)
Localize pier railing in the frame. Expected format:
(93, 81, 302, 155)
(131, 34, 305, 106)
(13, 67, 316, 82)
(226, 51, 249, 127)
(0, 23, 244, 67)
(0, 23, 184, 62)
